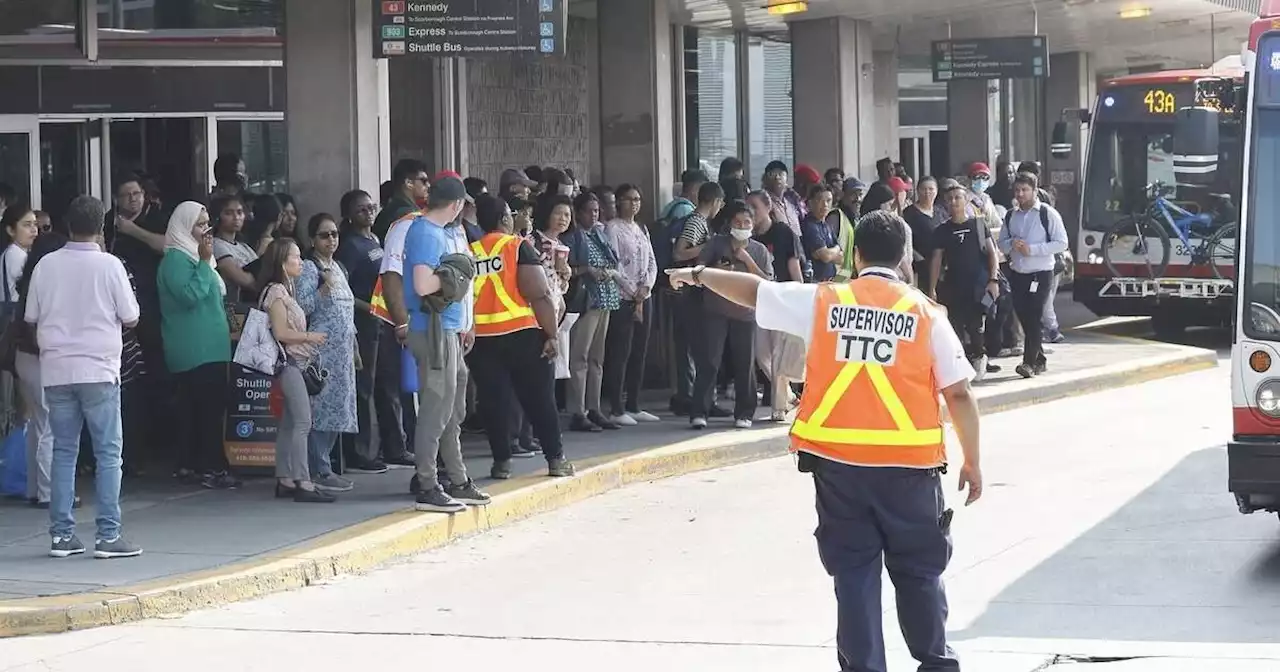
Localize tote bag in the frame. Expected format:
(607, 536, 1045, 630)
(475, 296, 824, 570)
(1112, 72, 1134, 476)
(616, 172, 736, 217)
(232, 306, 285, 376)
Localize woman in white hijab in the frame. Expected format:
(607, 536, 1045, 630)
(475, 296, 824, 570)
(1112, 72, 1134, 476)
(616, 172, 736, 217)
(157, 201, 238, 489)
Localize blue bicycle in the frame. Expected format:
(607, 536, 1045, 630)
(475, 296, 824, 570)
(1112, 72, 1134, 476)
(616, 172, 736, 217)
(1101, 181, 1236, 280)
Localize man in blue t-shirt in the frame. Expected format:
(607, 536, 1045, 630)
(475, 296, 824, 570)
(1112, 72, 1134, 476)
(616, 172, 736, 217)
(402, 173, 488, 514)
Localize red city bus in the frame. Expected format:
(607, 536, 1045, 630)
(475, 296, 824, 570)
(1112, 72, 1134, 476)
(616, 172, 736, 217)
(1228, 2, 1280, 516)
(1074, 65, 1244, 337)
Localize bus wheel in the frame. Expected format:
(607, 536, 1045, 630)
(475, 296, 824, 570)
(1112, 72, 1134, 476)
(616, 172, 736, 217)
(1151, 313, 1187, 339)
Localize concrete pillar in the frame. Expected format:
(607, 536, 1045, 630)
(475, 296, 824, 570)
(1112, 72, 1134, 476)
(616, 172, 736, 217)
(947, 79, 995, 175)
(1045, 51, 1096, 242)
(284, 0, 388, 214)
(790, 17, 876, 179)
(597, 0, 675, 220)
(1010, 77, 1044, 164)
(872, 50, 900, 170)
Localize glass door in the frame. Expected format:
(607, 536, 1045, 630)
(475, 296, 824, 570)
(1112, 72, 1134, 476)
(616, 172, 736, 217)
(0, 116, 40, 209)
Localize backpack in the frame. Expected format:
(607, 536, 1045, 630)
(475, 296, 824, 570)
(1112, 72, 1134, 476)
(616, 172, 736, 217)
(654, 200, 694, 289)
(1003, 206, 1066, 275)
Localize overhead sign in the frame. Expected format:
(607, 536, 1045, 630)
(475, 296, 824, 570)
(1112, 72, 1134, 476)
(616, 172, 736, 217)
(932, 36, 1049, 82)
(374, 0, 567, 58)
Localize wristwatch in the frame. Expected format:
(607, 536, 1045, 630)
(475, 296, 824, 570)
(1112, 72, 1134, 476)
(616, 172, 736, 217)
(691, 264, 707, 286)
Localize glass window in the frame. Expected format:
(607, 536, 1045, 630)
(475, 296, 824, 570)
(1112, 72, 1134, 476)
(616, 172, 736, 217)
(1244, 108, 1280, 340)
(217, 120, 287, 195)
(1083, 121, 1241, 232)
(747, 35, 792, 185)
(683, 28, 739, 182)
(0, 0, 77, 43)
(99, 0, 282, 40)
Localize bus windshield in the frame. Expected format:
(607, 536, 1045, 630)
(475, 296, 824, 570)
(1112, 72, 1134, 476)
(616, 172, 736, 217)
(1243, 108, 1280, 340)
(1083, 120, 1242, 233)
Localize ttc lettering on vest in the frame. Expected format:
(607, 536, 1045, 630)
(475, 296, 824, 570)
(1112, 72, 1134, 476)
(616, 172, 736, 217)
(476, 253, 504, 276)
(827, 305, 918, 366)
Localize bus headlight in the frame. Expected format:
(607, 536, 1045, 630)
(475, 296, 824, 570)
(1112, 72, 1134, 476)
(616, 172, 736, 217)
(1258, 381, 1280, 417)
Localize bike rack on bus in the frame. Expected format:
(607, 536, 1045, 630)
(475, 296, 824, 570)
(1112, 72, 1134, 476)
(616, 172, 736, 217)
(1098, 277, 1235, 300)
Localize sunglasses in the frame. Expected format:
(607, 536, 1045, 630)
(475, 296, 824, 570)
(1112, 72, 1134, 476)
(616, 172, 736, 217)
(316, 231, 339, 240)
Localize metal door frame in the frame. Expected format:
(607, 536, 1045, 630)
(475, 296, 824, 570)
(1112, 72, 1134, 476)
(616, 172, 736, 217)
(0, 115, 42, 208)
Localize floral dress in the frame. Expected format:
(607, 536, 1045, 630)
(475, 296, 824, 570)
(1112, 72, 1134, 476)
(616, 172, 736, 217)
(583, 226, 621, 312)
(295, 258, 358, 434)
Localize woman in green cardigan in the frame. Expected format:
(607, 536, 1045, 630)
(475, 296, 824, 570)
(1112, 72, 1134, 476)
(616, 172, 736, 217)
(157, 201, 237, 490)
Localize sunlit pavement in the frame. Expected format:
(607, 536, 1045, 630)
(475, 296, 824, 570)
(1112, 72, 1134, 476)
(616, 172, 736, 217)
(7, 355, 1279, 671)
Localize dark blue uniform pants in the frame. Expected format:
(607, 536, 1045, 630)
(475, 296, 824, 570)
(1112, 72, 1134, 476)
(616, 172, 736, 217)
(811, 457, 959, 672)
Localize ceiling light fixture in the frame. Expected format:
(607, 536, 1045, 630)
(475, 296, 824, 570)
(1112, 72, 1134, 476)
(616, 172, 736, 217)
(1119, 6, 1153, 19)
(766, 1, 808, 15)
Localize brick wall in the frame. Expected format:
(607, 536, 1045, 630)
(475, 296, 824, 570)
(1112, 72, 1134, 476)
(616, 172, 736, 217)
(465, 16, 592, 186)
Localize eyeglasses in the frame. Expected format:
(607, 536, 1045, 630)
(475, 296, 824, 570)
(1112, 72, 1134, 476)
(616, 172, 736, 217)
(413, 176, 431, 185)
(317, 231, 339, 240)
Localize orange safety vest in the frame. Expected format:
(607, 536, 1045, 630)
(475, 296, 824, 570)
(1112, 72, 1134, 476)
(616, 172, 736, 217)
(369, 210, 422, 325)
(790, 277, 945, 468)
(470, 232, 539, 337)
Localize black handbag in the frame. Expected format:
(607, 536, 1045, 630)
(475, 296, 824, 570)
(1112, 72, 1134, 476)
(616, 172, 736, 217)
(302, 357, 329, 396)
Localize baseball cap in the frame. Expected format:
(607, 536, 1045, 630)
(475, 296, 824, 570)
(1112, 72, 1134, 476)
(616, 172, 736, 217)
(939, 178, 963, 192)
(842, 177, 867, 192)
(500, 167, 537, 191)
(794, 164, 821, 185)
(431, 171, 469, 203)
(968, 162, 992, 178)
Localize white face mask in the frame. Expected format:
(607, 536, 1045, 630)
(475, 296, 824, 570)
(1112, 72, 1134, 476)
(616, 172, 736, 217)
(730, 228, 753, 241)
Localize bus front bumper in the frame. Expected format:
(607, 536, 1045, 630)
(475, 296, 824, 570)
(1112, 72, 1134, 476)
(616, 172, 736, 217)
(1229, 438, 1280, 513)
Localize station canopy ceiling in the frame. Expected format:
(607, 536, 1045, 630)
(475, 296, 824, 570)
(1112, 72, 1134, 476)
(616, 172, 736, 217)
(664, 0, 1262, 73)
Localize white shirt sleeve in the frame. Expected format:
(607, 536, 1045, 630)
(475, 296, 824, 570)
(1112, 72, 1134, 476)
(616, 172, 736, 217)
(23, 263, 41, 324)
(380, 221, 407, 276)
(928, 304, 975, 389)
(112, 260, 141, 325)
(755, 281, 818, 343)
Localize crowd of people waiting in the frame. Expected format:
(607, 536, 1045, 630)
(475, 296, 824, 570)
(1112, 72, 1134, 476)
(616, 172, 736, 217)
(0, 149, 1067, 558)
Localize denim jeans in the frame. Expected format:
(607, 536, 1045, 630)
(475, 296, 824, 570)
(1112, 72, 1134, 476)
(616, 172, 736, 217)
(45, 382, 124, 542)
(308, 429, 340, 479)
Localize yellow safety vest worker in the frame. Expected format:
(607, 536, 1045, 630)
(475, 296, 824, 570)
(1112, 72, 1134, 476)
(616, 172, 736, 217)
(790, 277, 945, 468)
(470, 232, 539, 337)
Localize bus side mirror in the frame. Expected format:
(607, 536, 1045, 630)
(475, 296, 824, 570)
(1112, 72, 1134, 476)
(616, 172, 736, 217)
(1173, 106, 1220, 187)
(1050, 120, 1072, 159)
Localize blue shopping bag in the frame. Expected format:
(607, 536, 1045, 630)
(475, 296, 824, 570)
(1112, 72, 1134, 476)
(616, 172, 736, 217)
(0, 422, 28, 497)
(401, 346, 419, 394)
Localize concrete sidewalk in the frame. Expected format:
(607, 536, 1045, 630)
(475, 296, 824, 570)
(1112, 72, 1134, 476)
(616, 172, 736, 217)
(0, 330, 1215, 637)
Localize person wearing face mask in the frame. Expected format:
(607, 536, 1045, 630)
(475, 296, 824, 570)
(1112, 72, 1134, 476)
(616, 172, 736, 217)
(965, 163, 1002, 233)
(691, 200, 772, 430)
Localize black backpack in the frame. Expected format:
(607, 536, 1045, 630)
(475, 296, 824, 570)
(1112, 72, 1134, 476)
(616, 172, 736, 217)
(1003, 206, 1066, 274)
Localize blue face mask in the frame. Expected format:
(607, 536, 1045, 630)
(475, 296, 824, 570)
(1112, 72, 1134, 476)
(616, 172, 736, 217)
(971, 179, 990, 194)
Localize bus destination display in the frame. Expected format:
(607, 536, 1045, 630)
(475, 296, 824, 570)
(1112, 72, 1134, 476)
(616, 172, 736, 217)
(374, 0, 567, 57)
(1096, 84, 1192, 123)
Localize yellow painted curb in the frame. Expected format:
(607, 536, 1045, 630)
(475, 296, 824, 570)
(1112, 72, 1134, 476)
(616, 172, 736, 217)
(0, 340, 1216, 638)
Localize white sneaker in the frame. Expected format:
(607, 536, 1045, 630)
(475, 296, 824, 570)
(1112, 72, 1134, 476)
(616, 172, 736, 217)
(691, 417, 708, 430)
(973, 356, 988, 382)
(611, 413, 638, 427)
(734, 418, 753, 429)
(630, 410, 661, 422)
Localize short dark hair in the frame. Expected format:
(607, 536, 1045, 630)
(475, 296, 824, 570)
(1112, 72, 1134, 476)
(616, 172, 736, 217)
(65, 195, 106, 238)
(719, 199, 751, 227)
(1017, 160, 1042, 176)
(1013, 172, 1040, 191)
(524, 165, 544, 183)
(853, 210, 908, 267)
(806, 183, 833, 201)
(917, 175, 938, 188)
(697, 181, 725, 205)
(392, 158, 429, 188)
(209, 193, 246, 233)
(115, 172, 144, 194)
(572, 191, 598, 214)
(340, 189, 372, 220)
(306, 212, 338, 239)
(463, 177, 488, 199)
(474, 194, 507, 233)
(379, 180, 394, 206)
(680, 169, 709, 192)
(533, 194, 572, 232)
(614, 183, 641, 200)
(875, 157, 894, 176)
(213, 153, 241, 184)
(274, 192, 296, 211)
(824, 167, 844, 181)
(719, 156, 744, 179)
(764, 160, 788, 175)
